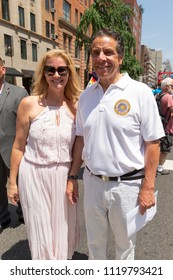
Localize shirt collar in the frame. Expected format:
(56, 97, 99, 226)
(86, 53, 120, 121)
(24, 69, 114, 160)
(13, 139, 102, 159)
(96, 73, 131, 92)
(111, 73, 131, 89)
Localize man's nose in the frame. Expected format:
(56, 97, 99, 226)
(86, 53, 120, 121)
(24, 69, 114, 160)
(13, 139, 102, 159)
(98, 51, 106, 59)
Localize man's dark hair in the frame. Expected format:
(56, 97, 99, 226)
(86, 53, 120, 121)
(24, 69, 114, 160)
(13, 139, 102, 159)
(91, 28, 124, 59)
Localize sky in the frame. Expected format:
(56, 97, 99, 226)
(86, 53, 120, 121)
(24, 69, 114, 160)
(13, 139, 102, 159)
(137, 0, 173, 69)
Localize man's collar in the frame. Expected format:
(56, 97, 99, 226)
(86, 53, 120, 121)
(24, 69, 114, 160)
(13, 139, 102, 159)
(111, 73, 131, 89)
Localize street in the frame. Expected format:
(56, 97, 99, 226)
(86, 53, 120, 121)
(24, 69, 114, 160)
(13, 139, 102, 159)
(0, 150, 173, 260)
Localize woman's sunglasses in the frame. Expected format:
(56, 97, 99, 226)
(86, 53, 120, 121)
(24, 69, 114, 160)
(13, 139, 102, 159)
(44, 66, 69, 76)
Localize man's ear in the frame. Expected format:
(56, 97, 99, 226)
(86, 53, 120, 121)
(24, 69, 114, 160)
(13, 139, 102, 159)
(119, 56, 123, 66)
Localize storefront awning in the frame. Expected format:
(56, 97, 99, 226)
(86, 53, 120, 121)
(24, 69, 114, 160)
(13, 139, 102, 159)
(22, 69, 35, 77)
(5, 67, 24, 77)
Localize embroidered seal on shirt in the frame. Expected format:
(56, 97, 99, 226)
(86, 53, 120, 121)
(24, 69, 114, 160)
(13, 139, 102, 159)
(114, 99, 131, 116)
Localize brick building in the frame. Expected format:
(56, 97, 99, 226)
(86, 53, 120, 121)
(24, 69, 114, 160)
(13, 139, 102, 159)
(0, 0, 142, 90)
(123, 0, 142, 61)
(0, 0, 93, 90)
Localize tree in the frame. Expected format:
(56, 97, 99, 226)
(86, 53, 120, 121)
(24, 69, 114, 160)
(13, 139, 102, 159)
(139, 5, 144, 15)
(76, 0, 142, 81)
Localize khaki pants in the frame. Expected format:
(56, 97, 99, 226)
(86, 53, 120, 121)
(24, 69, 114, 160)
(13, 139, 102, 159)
(83, 167, 142, 260)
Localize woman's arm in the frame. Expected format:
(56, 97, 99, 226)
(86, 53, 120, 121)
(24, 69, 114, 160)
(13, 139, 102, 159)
(66, 136, 84, 205)
(8, 97, 32, 205)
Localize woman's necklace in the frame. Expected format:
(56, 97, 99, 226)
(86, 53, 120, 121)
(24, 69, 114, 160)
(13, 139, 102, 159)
(44, 97, 65, 126)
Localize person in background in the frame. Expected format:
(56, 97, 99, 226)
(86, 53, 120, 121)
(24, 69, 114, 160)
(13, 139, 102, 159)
(157, 77, 173, 175)
(152, 84, 162, 96)
(66, 29, 164, 260)
(0, 57, 28, 232)
(8, 49, 81, 259)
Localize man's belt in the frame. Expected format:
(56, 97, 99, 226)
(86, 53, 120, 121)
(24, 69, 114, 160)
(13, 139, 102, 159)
(86, 166, 145, 182)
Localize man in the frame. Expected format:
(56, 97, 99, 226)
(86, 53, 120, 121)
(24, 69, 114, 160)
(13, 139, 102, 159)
(152, 84, 162, 96)
(157, 77, 173, 175)
(66, 29, 164, 260)
(0, 57, 28, 231)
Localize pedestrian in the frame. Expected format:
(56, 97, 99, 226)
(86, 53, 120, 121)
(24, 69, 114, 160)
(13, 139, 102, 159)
(8, 49, 81, 259)
(0, 57, 28, 232)
(152, 84, 162, 96)
(66, 29, 165, 260)
(157, 77, 173, 175)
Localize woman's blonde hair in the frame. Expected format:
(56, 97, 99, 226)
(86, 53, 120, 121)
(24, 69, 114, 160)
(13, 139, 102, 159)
(31, 49, 81, 101)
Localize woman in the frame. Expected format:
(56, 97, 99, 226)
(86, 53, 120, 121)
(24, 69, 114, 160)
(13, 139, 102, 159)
(8, 49, 81, 259)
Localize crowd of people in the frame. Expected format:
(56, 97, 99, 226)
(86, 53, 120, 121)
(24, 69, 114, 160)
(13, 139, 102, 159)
(155, 77, 173, 175)
(0, 28, 172, 260)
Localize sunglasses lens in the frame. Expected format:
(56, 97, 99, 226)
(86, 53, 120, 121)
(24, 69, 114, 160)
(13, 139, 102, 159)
(44, 66, 55, 75)
(44, 66, 68, 76)
(57, 67, 68, 75)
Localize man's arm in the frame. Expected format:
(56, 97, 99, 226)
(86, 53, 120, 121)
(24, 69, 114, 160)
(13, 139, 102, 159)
(66, 136, 84, 205)
(138, 140, 160, 215)
(169, 105, 173, 112)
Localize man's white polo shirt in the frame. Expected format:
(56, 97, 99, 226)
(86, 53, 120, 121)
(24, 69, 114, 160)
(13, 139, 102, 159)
(76, 73, 164, 176)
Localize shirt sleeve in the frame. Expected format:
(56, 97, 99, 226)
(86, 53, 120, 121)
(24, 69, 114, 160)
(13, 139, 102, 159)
(76, 100, 84, 136)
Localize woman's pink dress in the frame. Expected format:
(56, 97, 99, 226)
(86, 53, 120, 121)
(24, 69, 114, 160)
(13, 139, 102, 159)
(18, 105, 80, 259)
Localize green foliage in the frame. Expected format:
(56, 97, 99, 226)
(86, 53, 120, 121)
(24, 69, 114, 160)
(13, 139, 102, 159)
(76, 0, 143, 80)
(139, 5, 144, 14)
(121, 54, 143, 80)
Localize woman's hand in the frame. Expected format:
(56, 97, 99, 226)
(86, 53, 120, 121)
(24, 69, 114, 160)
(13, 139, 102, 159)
(7, 183, 19, 205)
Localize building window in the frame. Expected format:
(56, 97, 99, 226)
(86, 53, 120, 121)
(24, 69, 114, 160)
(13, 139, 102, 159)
(18, 6, 25, 27)
(20, 39, 27, 59)
(50, 0, 54, 8)
(63, 34, 71, 53)
(75, 43, 80, 59)
(45, 0, 54, 11)
(4, 34, 13, 56)
(80, 12, 82, 21)
(46, 21, 50, 37)
(51, 24, 55, 35)
(75, 9, 78, 26)
(63, 34, 66, 50)
(45, 0, 49, 10)
(32, 43, 37, 62)
(63, 0, 71, 22)
(30, 13, 36, 32)
(2, 0, 10, 20)
(67, 37, 71, 53)
(84, 45, 88, 62)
